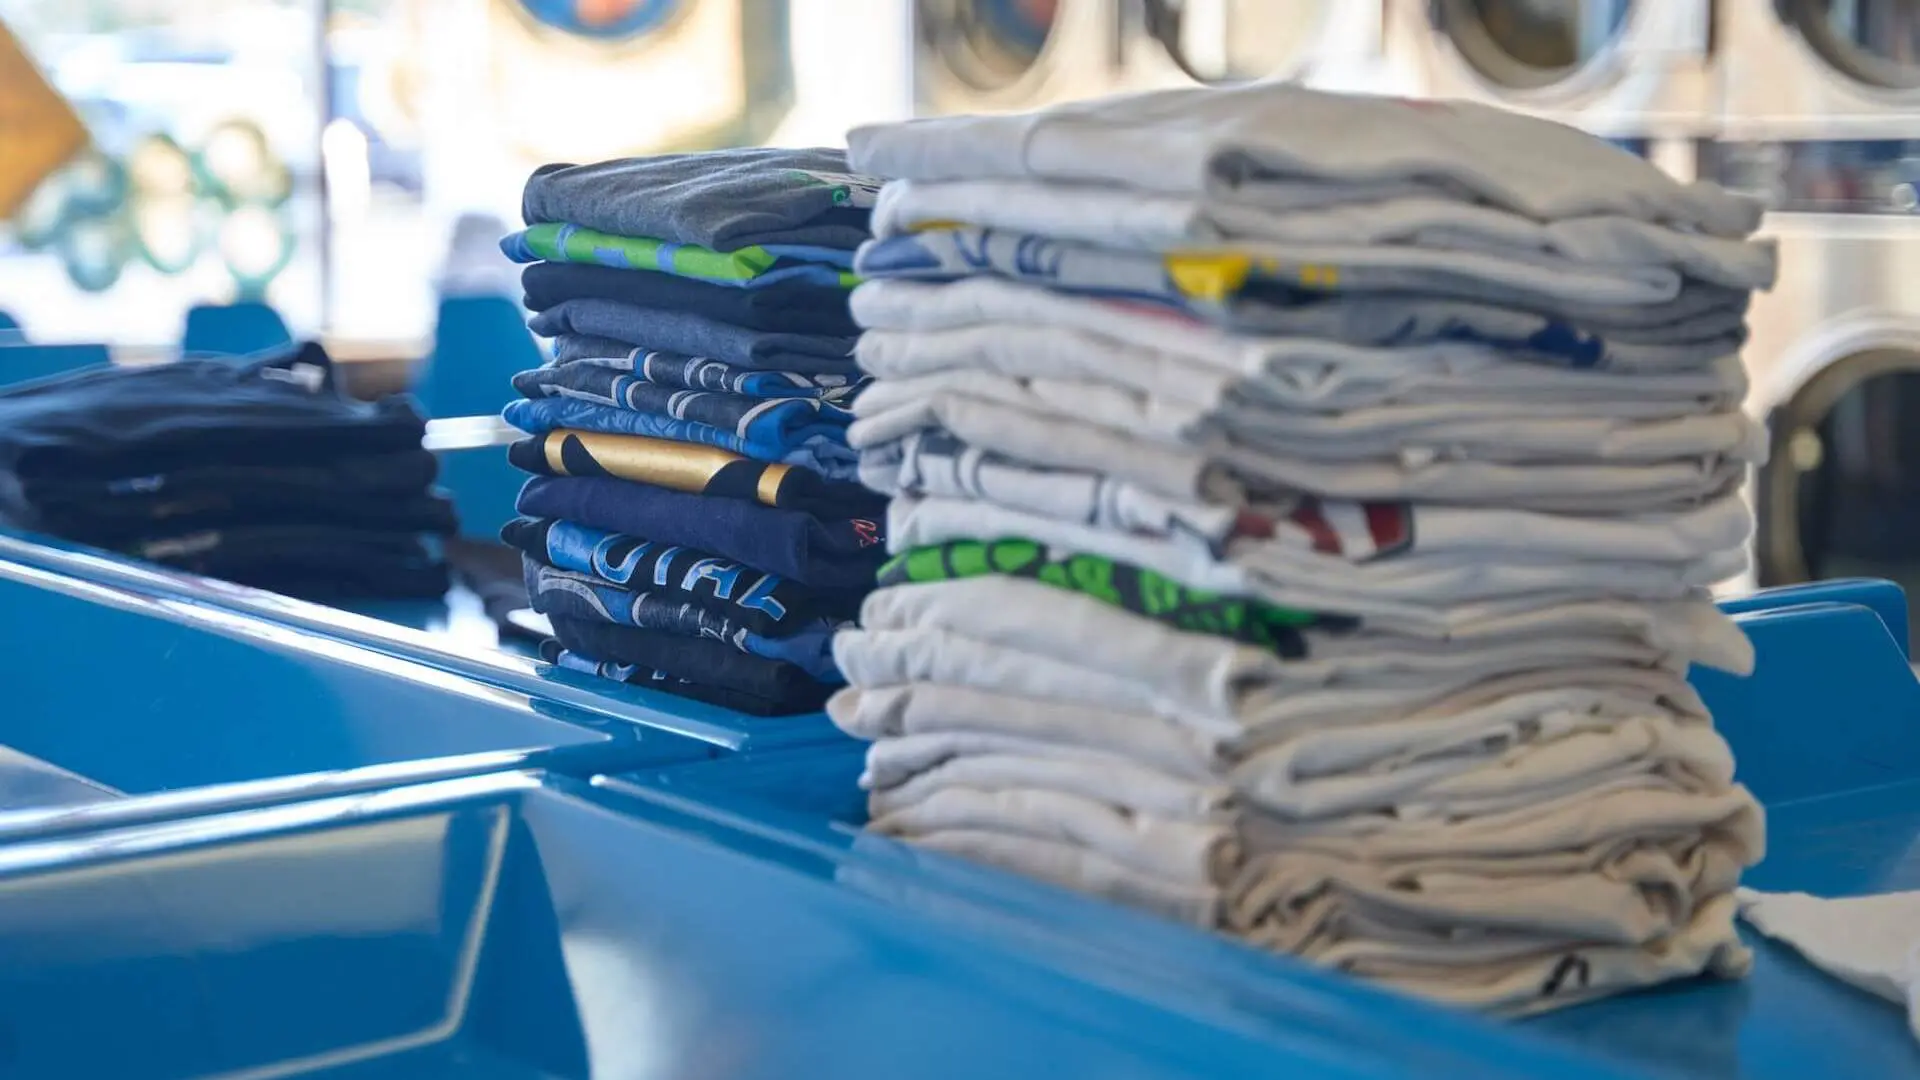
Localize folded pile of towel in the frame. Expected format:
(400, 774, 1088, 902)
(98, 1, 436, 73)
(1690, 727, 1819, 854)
(0, 343, 453, 599)
(827, 84, 1775, 1014)
(500, 148, 892, 715)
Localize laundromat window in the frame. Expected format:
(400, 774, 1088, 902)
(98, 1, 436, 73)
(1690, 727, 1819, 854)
(0, 0, 324, 346)
(918, 0, 1061, 92)
(1784, 0, 1920, 91)
(1140, 0, 1331, 84)
(1435, 0, 1633, 90)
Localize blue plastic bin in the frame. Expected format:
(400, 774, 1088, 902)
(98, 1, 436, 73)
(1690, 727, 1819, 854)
(0, 556, 711, 796)
(0, 531, 845, 757)
(0, 766, 1639, 1080)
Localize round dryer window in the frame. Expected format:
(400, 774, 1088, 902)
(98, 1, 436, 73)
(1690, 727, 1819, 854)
(1141, 0, 1332, 84)
(918, 0, 1063, 92)
(1783, 0, 1920, 91)
(1758, 349, 1920, 637)
(1434, 0, 1634, 90)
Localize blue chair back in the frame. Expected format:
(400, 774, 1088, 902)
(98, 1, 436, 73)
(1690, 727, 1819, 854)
(0, 343, 112, 389)
(181, 301, 293, 359)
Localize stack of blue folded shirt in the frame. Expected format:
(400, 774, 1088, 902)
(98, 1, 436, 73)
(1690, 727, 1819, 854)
(0, 342, 455, 600)
(499, 147, 891, 715)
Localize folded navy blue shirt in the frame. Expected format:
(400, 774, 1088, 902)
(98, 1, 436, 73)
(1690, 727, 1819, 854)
(548, 614, 829, 706)
(516, 475, 884, 591)
(530, 299, 858, 371)
(135, 525, 450, 600)
(0, 350, 425, 484)
(541, 640, 823, 716)
(19, 450, 441, 514)
(520, 261, 860, 337)
(502, 398, 858, 479)
(500, 515, 864, 636)
(520, 147, 878, 252)
(523, 558, 841, 682)
(41, 489, 456, 548)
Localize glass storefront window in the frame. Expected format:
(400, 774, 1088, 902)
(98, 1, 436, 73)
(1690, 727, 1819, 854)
(1, 0, 910, 349)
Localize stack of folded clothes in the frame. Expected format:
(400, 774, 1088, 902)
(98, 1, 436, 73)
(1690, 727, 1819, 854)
(0, 342, 454, 599)
(499, 148, 892, 715)
(828, 85, 1777, 1014)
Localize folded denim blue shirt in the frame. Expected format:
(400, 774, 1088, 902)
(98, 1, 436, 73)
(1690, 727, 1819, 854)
(549, 614, 834, 708)
(524, 558, 842, 682)
(541, 640, 825, 716)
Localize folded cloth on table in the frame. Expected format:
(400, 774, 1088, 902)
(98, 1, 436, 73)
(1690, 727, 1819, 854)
(501, 516, 866, 635)
(541, 640, 810, 716)
(137, 525, 450, 599)
(547, 343, 865, 401)
(853, 322, 1751, 415)
(509, 430, 886, 517)
(870, 180, 1778, 292)
(534, 303, 858, 372)
(521, 146, 880, 253)
(853, 276, 1744, 374)
(849, 367, 1764, 464)
(18, 450, 442, 513)
(857, 399, 1747, 512)
(517, 476, 886, 591)
(879, 538, 1351, 651)
(514, 361, 856, 427)
(524, 558, 843, 681)
(0, 352, 425, 486)
(521, 262, 861, 337)
(39, 488, 457, 547)
(503, 223, 862, 289)
(504, 397, 858, 479)
(549, 614, 835, 710)
(846, 82, 1764, 237)
(854, 226, 1709, 317)
(880, 493, 1751, 632)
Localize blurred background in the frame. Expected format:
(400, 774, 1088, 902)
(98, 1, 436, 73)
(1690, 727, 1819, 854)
(4, 0, 1920, 602)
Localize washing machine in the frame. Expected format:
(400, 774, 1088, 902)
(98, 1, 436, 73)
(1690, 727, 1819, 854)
(1112, 1, 1393, 95)
(1386, 0, 1718, 141)
(913, 0, 1120, 113)
(1745, 218, 1920, 637)
(912, 0, 1394, 115)
(1720, 0, 1920, 137)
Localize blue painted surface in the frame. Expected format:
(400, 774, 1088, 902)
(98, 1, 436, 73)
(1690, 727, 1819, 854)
(1, 569, 1917, 1075)
(0, 557, 712, 794)
(0, 343, 112, 388)
(0, 770, 1636, 1080)
(180, 301, 293, 358)
(1717, 577, 1911, 658)
(0, 531, 843, 755)
(0, 309, 18, 331)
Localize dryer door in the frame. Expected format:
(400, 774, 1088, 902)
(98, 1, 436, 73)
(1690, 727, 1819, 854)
(1758, 347, 1920, 643)
(916, 0, 1084, 111)
(1429, 0, 1635, 91)
(1777, 0, 1920, 92)
(1136, 0, 1337, 84)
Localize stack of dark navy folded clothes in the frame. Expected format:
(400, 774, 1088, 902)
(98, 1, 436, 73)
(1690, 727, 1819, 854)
(499, 147, 891, 716)
(0, 343, 454, 599)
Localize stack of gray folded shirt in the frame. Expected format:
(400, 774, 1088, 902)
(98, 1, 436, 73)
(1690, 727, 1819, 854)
(826, 82, 1779, 1016)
